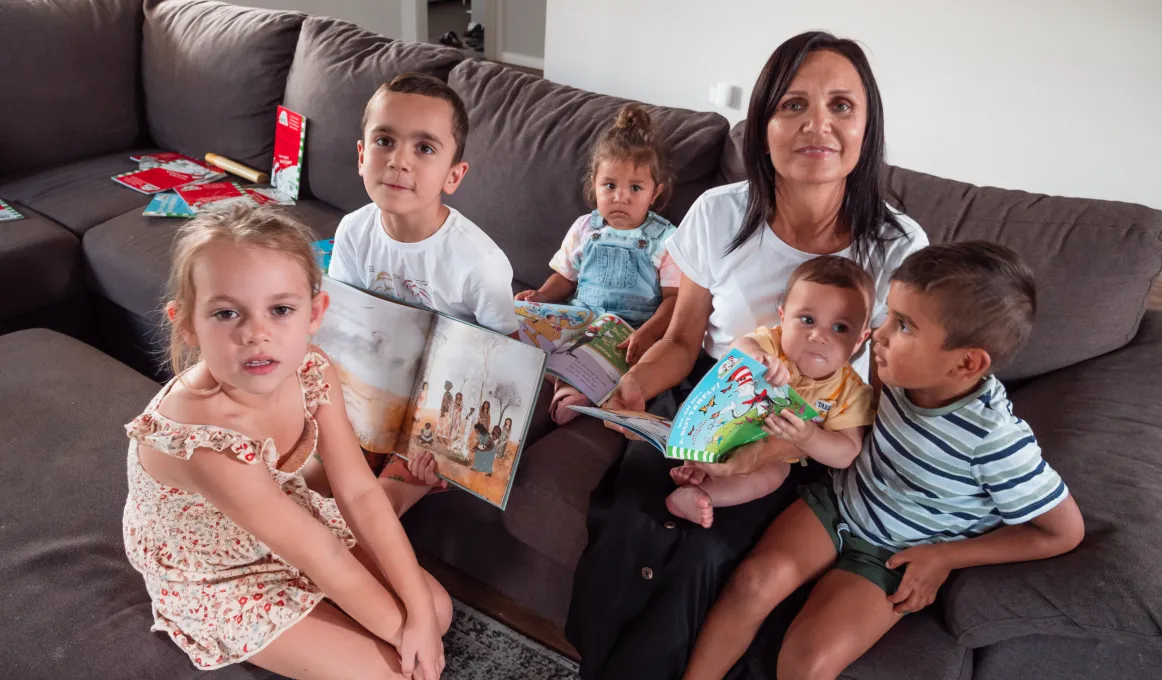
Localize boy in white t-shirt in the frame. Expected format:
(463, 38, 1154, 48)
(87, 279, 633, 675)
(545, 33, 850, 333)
(328, 73, 519, 336)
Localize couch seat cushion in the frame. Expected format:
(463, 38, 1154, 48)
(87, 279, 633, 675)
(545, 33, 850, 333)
(501, 416, 625, 570)
(143, 0, 306, 170)
(0, 150, 161, 235)
(0, 207, 81, 321)
(943, 312, 1162, 649)
(445, 59, 729, 287)
(282, 17, 465, 208)
(0, 0, 143, 176)
(0, 329, 274, 679)
(83, 201, 346, 318)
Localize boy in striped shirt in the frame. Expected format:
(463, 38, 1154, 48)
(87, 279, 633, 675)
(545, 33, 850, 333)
(683, 242, 1085, 680)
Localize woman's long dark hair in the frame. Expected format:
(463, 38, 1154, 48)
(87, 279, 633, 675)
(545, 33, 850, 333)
(728, 31, 904, 262)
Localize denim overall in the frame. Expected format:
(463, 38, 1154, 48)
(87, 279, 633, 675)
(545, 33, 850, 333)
(571, 210, 671, 328)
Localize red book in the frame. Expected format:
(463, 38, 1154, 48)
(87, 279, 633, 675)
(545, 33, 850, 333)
(113, 157, 224, 194)
(175, 182, 256, 212)
(272, 106, 306, 201)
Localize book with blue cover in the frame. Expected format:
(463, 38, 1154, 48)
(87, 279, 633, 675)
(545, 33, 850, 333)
(570, 348, 819, 463)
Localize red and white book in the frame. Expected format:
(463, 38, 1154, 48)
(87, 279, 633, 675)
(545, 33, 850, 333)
(0, 199, 24, 222)
(271, 106, 306, 201)
(112, 157, 225, 194)
(245, 186, 296, 206)
(129, 152, 186, 167)
(175, 182, 257, 212)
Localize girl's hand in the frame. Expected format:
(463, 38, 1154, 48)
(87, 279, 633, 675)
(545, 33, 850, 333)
(885, 544, 952, 614)
(616, 328, 660, 365)
(406, 451, 447, 489)
(602, 374, 648, 440)
(515, 289, 542, 302)
(400, 611, 445, 679)
(763, 409, 816, 447)
(757, 353, 791, 387)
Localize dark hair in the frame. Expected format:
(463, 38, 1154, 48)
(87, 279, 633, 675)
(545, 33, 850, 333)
(584, 103, 672, 210)
(730, 31, 903, 261)
(785, 256, 875, 326)
(892, 242, 1036, 371)
(361, 73, 470, 163)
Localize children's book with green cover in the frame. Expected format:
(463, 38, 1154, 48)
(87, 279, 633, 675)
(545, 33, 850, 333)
(570, 348, 819, 463)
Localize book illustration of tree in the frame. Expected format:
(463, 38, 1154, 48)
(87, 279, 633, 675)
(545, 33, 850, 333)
(490, 380, 522, 430)
(472, 334, 506, 405)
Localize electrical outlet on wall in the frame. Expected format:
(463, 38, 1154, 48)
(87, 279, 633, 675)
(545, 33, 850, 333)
(709, 82, 741, 109)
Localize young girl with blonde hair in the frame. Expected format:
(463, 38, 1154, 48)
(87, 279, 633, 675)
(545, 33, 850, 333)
(122, 205, 449, 679)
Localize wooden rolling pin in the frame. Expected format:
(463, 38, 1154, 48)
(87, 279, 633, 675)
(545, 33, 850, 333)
(205, 153, 270, 184)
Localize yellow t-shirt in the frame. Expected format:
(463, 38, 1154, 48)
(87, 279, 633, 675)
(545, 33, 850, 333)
(747, 326, 875, 432)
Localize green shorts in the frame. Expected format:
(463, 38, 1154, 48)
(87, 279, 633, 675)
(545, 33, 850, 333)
(800, 481, 905, 595)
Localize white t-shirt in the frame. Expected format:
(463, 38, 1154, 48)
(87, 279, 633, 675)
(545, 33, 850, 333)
(666, 181, 928, 380)
(328, 203, 520, 335)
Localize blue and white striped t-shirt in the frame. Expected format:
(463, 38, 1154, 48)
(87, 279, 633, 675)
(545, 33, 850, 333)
(833, 376, 1068, 550)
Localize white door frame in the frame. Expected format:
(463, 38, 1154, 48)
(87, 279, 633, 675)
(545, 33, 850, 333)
(401, 0, 427, 42)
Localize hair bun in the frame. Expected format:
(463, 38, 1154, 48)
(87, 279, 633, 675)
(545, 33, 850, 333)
(613, 103, 652, 137)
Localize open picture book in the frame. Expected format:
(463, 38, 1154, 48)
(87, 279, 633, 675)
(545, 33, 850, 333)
(570, 348, 819, 463)
(313, 277, 547, 509)
(514, 300, 632, 405)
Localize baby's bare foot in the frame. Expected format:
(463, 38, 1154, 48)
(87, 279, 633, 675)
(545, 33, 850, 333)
(551, 385, 592, 426)
(666, 485, 714, 528)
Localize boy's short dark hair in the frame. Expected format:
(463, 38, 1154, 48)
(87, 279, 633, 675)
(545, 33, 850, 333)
(892, 241, 1036, 371)
(361, 73, 469, 164)
(785, 256, 876, 326)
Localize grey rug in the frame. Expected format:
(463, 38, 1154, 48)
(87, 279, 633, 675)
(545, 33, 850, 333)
(443, 600, 579, 680)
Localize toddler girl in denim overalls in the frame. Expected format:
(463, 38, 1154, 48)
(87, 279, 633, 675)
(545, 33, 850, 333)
(516, 104, 680, 424)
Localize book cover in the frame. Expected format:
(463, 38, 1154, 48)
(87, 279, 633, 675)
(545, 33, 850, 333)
(0, 199, 24, 222)
(313, 277, 547, 509)
(272, 106, 306, 201)
(514, 301, 633, 405)
(113, 157, 225, 194)
(311, 239, 334, 273)
(175, 181, 256, 212)
(569, 349, 820, 463)
(130, 152, 185, 167)
(245, 186, 297, 206)
(142, 192, 196, 218)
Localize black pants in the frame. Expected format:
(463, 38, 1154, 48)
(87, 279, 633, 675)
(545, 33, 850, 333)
(566, 358, 824, 680)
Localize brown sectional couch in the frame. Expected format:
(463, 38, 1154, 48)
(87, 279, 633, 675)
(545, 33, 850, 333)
(1, 1, 1160, 678)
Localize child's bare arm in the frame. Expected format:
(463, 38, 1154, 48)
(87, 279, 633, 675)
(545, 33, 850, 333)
(312, 358, 436, 623)
(764, 416, 865, 468)
(885, 495, 1084, 614)
(728, 334, 766, 357)
(618, 286, 678, 364)
(515, 273, 576, 303)
(184, 448, 407, 647)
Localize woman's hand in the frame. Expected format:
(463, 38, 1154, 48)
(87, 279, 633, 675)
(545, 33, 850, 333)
(399, 610, 445, 679)
(617, 328, 660, 365)
(602, 374, 648, 440)
(514, 289, 542, 302)
(763, 409, 816, 447)
(689, 437, 800, 477)
(757, 353, 791, 387)
(406, 451, 447, 489)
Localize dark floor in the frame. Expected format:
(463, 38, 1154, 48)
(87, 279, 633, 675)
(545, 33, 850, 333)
(426, 0, 543, 77)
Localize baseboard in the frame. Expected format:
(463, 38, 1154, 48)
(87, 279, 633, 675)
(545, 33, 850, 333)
(499, 51, 545, 71)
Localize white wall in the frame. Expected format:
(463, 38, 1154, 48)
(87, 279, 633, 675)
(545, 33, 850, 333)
(501, 0, 546, 62)
(236, 0, 405, 39)
(544, 0, 1162, 210)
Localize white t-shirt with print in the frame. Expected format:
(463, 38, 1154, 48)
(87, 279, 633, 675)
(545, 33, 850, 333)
(666, 181, 928, 380)
(328, 202, 520, 335)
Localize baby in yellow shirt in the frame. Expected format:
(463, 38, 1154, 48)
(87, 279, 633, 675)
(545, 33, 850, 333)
(668, 256, 878, 528)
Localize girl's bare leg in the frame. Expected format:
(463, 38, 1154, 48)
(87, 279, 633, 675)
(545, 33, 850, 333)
(776, 570, 902, 680)
(248, 600, 406, 679)
(681, 499, 836, 680)
(349, 543, 453, 635)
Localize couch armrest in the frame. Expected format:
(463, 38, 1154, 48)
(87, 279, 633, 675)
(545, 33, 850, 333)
(943, 312, 1162, 650)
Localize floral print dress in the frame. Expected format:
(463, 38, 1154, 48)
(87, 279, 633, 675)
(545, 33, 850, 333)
(122, 353, 356, 670)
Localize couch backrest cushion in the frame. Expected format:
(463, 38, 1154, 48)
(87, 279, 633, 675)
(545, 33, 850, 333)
(446, 59, 730, 287)
(887, 166, 1162, 380)
(143, 0, 305, 170)
(282, 18, 466, 208)
(720, 123, 1162, 380)
(0, 0, 143, 176)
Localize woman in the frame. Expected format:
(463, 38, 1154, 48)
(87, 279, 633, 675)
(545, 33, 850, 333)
(566, 31, 927, 680)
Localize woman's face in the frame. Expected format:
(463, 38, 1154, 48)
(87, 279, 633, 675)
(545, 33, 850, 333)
(766, 50, 867, 187)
